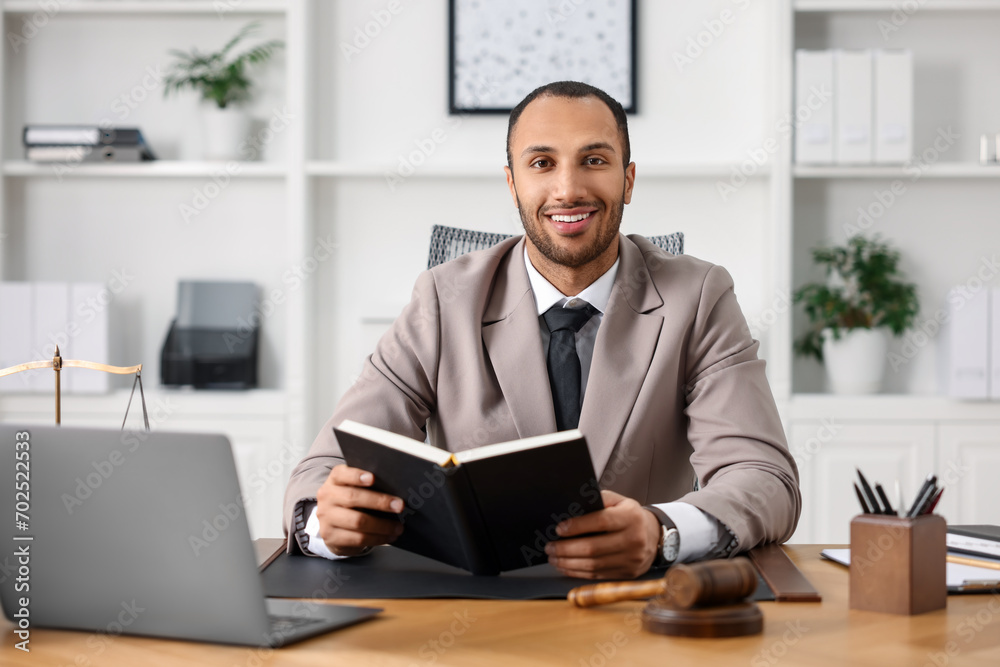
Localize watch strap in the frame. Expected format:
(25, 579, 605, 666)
(644, 505, 678, 569)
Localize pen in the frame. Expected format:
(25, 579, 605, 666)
(854, 482, 872, 514)
(856, 468, 882, 514)
(875, 483, 895, 516)
(925, 487, 944, 515)
(948, 554, 1000, 572)
(956, 581, 1000, 592)
(906, 474, 936, 517)
(908, 482, 938, 518)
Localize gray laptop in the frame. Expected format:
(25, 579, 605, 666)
(0, 424, 380, 647)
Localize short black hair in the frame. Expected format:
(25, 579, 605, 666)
(506, 81, 630, 170)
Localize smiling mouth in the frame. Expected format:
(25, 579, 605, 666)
(544, 208, 597, 235)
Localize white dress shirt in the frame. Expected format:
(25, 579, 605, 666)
(304, 247, 721, 564)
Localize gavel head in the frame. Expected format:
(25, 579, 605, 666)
(658, 557, 758, 609)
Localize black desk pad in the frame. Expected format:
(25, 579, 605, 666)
(262, 546, 776, 601)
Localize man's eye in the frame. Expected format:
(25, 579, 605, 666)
(585, 157, 607, 165)
(531, 159, 551, 168)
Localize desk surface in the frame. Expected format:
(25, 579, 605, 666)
(3, 543, 999, 666)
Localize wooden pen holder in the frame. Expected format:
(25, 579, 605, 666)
(849, 514, 946, 615)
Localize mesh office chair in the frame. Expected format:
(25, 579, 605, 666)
(427, 224, 684, 269)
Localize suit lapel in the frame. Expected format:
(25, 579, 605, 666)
(481, 239, 557, 438)
(579, 236, 664, 477)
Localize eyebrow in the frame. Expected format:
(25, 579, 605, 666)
(519, 141, 618, 158)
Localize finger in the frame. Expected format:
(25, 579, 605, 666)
(327, 483, 404, 514)
(600, 489, 626, 506)
(555, 508, 623, 538)
(321, 506, 404, 540)
(330, 464, 376, 487)
(546, 532, 624, 560)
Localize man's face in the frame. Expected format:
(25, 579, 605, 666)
(504, 95, 635, 271)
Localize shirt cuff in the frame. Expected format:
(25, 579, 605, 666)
(304, 504, 352, 561)
(651, 501, 721, 564)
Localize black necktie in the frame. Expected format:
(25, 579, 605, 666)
(543, 304, 598, 431)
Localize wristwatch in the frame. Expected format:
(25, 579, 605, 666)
(645, 506, 680, 568)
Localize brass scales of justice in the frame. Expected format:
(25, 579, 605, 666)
(0, 346, 149, 430)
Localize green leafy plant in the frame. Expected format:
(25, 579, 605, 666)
(793, 235, 920, 362)
(163, 22, 283, 109)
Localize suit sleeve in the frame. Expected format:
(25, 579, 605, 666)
(281, 269, 443, 553)
(676, 265, 801, 551)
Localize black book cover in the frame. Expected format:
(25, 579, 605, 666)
(334, 421, 603, 575)
(947, 525, 1000, 559)
(948, 525, 1000, 542)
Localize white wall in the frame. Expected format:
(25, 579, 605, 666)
(312, 0, 778, 427)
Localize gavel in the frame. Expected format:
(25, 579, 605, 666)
(567, 557, 758, 609)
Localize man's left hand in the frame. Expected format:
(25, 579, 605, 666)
(545, 490, 662, 579)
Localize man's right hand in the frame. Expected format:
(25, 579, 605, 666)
(315, 464, 405, 556)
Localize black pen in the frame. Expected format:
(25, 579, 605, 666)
(920, 487, 945, 516)
(906, 474, 936, 517)
(875, 483, 895, 516)
(908, 482, 938, 518)
(854, 482, 872, 514)
(856, 468, 882, 514)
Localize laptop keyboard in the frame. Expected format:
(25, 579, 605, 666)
(268, 614, 325, 636)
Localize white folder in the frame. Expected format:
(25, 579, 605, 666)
(835, 50, 873, 164)
(991, 288, 1000, 399)
(0, 283, 35, 393)
(66, 282, 110, 394)
(31, 282, 70, 395)
(945, 287, 989, 399)
(795, 50, 835, 164)
(874, 50, 913, 164)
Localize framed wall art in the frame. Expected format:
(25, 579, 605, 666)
(449, 0, 637, 114)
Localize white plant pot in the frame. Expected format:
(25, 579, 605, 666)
(202, 104, 251, 161)
(822, 328, 889, 395)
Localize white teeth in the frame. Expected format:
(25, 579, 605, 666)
(551, 213, 590, 223)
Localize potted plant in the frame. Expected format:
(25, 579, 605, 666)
(793, 235, 920, 394)
(163, 22, 283, 160)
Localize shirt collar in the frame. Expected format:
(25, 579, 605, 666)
(523, 245, 619, 316)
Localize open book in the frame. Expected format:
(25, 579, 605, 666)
(335, 420, 604, 575)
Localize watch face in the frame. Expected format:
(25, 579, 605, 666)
(663, 528, 680, 562)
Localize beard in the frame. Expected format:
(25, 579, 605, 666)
(517, 193, 625, 269)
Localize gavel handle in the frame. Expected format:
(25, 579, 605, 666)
(568, 579, 667, 607)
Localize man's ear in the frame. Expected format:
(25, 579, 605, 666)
(504, 166, 518, 208)
(623, 162, 636, 205)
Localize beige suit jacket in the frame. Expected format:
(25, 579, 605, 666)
(283, 234, 800, 554)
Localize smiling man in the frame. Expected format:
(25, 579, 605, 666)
(284, 81, 800, 579)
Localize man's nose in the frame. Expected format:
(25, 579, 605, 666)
(552, 164, 587, 202)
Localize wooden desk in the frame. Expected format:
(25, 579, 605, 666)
(3, 544, 999, 666)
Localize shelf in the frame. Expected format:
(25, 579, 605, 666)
(306, 161, 768, 179)
(793, 163, 1000, 179)
(3, 160, 287, 178)
(2, 1, 287, 15)
(0, 388, 287, 420)
(795, 0, 1000, 11)
(786, 393, 1000, 421)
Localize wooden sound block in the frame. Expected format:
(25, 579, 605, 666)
(641, 599, 763, 638)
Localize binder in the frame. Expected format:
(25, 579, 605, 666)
(874, 50, 913, 164)
(25, 144, 153, 163)
(23, 126, 145, 146)
(991, 288, 1000, 399)
(66, 283, 110, 394)
(835, 50, 873, 164)
(945, 287, 989, 399)
(0, 283, 35, 393)
(795, 50, 835, 164)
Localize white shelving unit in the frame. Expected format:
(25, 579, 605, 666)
(0, 0, 303, 538)
(780, 0, 1000, 541)
(2, 1, 997, 539)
